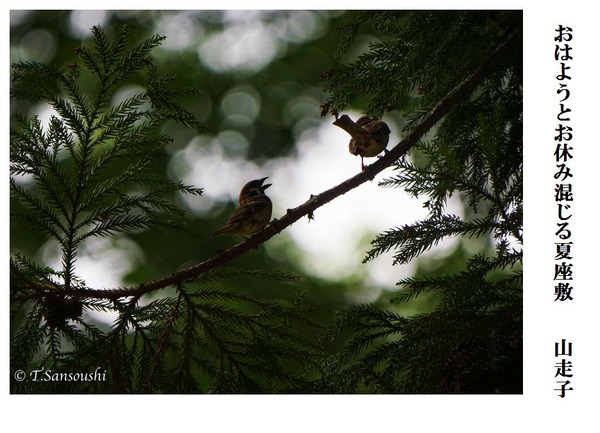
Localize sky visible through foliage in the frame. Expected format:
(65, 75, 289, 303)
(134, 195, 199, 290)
(10, 10, 466, 311)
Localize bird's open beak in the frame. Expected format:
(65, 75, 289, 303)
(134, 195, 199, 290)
(260, 177, 272, 190)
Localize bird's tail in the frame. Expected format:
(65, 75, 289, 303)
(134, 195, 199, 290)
(333, 114, 366, 137)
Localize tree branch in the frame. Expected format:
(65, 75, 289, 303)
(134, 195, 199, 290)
(59, 30, 520, 300)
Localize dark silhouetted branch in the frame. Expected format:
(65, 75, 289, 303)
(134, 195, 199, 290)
(57, 30, 520, 300)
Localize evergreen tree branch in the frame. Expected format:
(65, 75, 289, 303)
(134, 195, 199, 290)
(54, 29, 520, 300)
(366, 214, 501, 265)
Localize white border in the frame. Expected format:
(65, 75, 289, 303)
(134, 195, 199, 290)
(3, 2, 598, 431)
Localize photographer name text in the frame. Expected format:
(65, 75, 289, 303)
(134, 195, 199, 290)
(14, 367, 107, 383)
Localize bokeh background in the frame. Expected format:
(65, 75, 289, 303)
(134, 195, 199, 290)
(10, 10, 475, 328)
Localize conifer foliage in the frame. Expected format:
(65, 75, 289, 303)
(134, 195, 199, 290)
(10, 25, 320, 393)
(10, 11, 523, 394)
(320, 11, 522, 393)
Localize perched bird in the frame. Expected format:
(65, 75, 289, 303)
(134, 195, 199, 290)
(333, 114, 391, 169)
(208, 177, 273, 239)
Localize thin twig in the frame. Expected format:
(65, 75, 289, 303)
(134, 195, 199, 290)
(59, 30, 520, 300)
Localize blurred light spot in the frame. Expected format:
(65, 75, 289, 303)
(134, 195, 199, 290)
(18, 28, 56, 63)
(155, 11, 204, 50)
(346, 34, 380, 61)
(365, 250, 410, 290)
(28, 103, 58, 132)
(220, 85, 261, 121)
(220, 114, 255, 130)
(78, 237, 144, 288)
(281, 11, 326, 43)
(39, 240, 62, 273)
(77, 237, 144, 325)
(111, 85, 146, 105)
(291, 118, 321, 142)
(262, 118, 443, 295)
(20, 103, 73, 166)
(69, 10, 110, 39)
(169, 135, 266, 214)
(215, 129, 250, 157)
(284, 95, 320, 124)
(284, 94, 321, 139)
(110, 85, 151, 129)
(10, 10, 31, 26)
(11, 172, 34, 186)
(221, 10, 265, 23)
(195, 10, 330, 74)
(198, 23, 280, 73)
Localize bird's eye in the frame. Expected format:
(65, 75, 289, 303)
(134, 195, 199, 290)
(245, 188, 259, 197)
